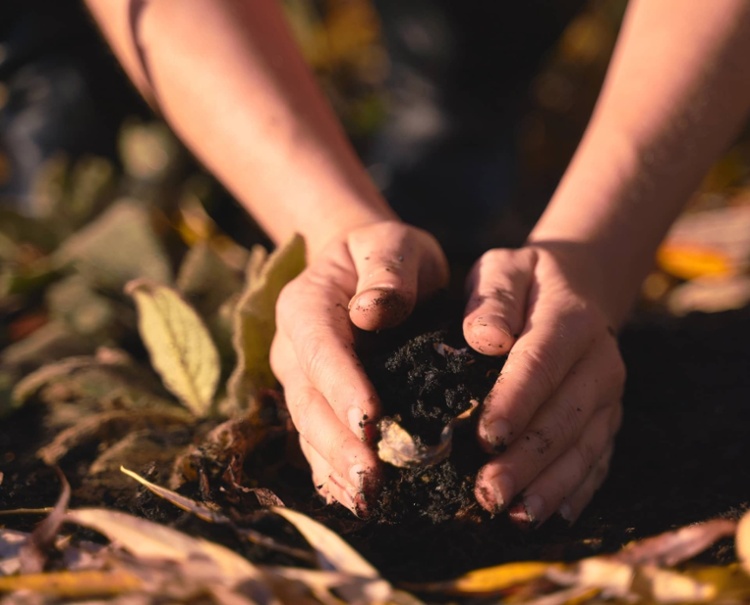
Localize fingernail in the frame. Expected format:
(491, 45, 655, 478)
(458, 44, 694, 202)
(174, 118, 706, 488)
(348, 407, 366, 439)
(558, 500, 574, 525)
(509, 494, 545, 528)
(349, 464, 365, 490)
(327, 473, 359, 514)
(488, 471, 515, 512)
(480, 417, 514, 453)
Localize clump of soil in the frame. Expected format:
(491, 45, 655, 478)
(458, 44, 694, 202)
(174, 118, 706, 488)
(357, 296, 506, 524)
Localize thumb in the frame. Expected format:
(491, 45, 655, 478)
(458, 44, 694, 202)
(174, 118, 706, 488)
(347, 222, 448, 331)
(462, 247, 537, 355)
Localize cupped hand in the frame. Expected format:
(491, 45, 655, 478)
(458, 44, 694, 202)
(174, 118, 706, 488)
(463, 244, 625, 528)
(270, 220, 449, 515)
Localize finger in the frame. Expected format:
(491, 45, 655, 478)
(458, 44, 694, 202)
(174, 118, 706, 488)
(463, 248, 537, 356)
(274, 278, 380, 441)
(477, 301, 612, 453)
(272, 338, 380, 496)
(348, 222, 449, 330)
(559, 442, 615, 526)
(506, 403, 622, 528)
(475, 341, 624, 512)
(301, 437, 364, 515)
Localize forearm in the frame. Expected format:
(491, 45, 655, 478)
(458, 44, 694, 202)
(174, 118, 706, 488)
(528, 0, 750, 325)
(84, 0, 396, 257)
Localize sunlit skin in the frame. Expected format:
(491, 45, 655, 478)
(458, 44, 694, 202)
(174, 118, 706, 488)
(87, 0, 750, 525)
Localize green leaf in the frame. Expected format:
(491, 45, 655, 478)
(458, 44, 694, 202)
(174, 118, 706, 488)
(54, 199, 172, 291)
(126, 279, 220, 416)
(227, 234, 305, 414)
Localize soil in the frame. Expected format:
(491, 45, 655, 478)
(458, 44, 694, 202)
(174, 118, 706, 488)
(2, 299, 750, 586)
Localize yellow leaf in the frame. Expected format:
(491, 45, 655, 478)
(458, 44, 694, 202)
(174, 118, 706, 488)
(634, 565, 716, 602)
(411, 561, 555, 597)
(227, 234, 305, 414)
(0, 569, 142, 598)
(656, 244, 733, 280)
(738, 509, 750, 575)
(126, 279, 220, 416)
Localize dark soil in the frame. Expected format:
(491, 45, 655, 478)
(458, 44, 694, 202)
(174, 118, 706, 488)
(2, 300, 750, 586)
(357, 296, 503, 525)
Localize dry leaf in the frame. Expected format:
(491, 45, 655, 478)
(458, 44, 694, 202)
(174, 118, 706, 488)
(613, 518, 737, 567)
(737, 509, 750, 575)
(0, 569, 143, 599)
(377, 399, 478, 468)
(227, 234, 305, 414)
(121, 466, 230, 524)
(127, 279, 220, 416)
(408, 560, 556, 597)
(18, 469, 70, 574)
(54, 199, 172, 291)
(177, 241, 243, 318)
(64, 508, 274, 597)
(272, 506, 393, 604)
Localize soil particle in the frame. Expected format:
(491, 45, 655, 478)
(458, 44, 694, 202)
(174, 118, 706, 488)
(357, 296, 507, 524)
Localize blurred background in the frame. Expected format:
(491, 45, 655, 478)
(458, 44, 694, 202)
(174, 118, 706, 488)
(3, 0, 750, 349)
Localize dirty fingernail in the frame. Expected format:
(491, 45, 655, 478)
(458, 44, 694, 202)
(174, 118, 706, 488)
(478, 469, 515, 512)
(509, 494, 545, 528)
(348, 407, 366, 438)
(480, 416, 513, 452)
(349, 464, 365, 490)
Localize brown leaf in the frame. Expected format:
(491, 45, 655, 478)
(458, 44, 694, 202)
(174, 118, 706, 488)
(612, 518, 737, 567)
(377, 399, 478, 468)
(18, 469, 70, 574)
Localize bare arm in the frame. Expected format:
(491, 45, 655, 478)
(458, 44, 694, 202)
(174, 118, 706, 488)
(468, 0, 750, 524)
(84, 0, 396, 257)
(529, 0, 750, 323)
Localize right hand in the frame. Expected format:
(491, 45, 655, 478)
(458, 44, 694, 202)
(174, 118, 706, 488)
(270, 220, 449, 515)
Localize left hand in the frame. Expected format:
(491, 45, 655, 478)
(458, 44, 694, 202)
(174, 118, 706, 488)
(463, 244, 625, 527)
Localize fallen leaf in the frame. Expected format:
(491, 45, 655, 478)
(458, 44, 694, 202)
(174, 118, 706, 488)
(54, 199, 172, 291)
(0, 530, 28, 576)
(64, 508, 270, 589)
(18, 469, 70, 574)
(613, 518, 737, 567)
(272, 506, 393, 604)
(377, 400, 478, 468)
(0, 569, 143, 598)
(121, 468, 316, 565)
(738, 509, 750, 575)
(227, 234, 305, 415)
(37, 409, 191, 466)
(408, 561, 556, 597)
(177, 241, 243, 318)
(121, 466, 230, 524)
(127, 279, 220, 416)
(634, 565, 716, 603)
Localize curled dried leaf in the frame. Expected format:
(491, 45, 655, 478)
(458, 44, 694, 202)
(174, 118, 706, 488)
(377, 399, 478, 469)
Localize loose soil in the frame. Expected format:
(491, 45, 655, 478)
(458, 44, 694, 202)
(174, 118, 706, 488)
(2, 301, 750, 585)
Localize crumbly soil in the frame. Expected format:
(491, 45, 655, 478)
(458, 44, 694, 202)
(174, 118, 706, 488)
(2, 301, 750, 584)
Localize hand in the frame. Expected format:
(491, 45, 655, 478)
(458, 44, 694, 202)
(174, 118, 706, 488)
(463, 244, 625, 527)
(270, 220, 449, 515)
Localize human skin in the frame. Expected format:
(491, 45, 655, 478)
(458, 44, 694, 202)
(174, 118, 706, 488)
(86, 0, 750, 525)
